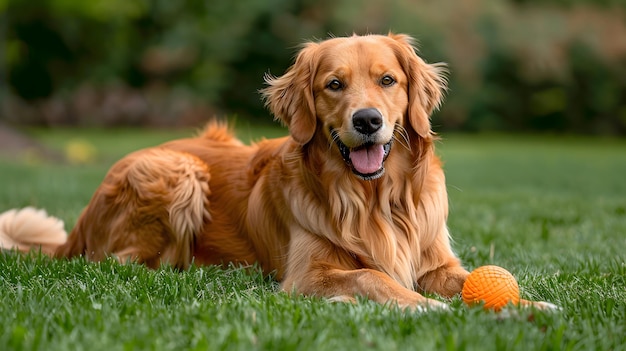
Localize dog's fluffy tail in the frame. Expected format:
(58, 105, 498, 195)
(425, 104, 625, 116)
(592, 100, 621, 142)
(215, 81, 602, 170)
(0, 207, 67, 255)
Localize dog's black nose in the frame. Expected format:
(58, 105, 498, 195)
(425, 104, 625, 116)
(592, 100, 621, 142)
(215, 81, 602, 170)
(353, 108, 383, 135)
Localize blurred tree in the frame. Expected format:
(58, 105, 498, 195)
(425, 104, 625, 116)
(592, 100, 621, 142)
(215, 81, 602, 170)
(5, 0, 145, 95)
(0, 9, 7, 119)
(220, 0, 337, 119)
(1, 0, 625, 134)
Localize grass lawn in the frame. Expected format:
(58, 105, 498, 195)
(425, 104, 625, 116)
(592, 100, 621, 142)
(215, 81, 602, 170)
(1, 125, 625, 351)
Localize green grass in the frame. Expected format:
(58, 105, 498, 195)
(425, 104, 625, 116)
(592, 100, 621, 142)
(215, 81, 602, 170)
(1, 127, 625, 351)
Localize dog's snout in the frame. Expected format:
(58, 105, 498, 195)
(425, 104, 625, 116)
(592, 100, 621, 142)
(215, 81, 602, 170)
(353, 108, 383, 135)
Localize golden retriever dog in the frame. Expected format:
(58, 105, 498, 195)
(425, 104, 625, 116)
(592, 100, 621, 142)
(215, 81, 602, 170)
(0, 33, 555, 310)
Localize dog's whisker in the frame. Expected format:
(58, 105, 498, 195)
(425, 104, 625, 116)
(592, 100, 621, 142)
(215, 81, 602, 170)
(394, 125, 412, 152)
(329, 129, 346, 153)
(329, 132, 340, 151)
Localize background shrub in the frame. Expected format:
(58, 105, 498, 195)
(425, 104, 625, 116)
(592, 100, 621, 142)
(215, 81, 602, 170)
(1, 0, 625, 134)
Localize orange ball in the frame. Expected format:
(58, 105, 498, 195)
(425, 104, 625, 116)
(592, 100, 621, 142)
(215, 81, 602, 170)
(462, 265, 520, 311)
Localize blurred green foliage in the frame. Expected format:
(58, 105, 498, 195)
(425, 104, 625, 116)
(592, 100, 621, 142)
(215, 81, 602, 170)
(1, 0, 626, 134)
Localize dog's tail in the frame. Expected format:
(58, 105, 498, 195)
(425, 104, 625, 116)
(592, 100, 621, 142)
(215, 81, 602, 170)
(0, 207, 67, 255)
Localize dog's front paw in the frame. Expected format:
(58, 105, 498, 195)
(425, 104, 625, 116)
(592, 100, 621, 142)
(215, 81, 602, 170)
(418, 265, 470, 298)
(520, 299, 561, 310)
(405, 298, 449, 313)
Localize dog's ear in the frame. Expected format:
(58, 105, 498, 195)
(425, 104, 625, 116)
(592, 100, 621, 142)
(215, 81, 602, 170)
(390, 34, 447, 138)
(261, 43, 319, 145)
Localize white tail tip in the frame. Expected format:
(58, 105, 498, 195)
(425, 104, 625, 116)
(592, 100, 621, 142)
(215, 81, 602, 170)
(0, 207, 67, 255)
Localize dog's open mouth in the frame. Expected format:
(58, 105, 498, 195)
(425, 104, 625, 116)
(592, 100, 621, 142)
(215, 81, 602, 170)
(331, 130, 392, 180)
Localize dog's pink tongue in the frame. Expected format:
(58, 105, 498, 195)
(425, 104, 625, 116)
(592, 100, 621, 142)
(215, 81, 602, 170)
(350, 145, 384, 174)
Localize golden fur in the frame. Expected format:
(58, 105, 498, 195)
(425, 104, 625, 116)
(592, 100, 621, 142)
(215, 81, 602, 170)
(0, 33, 555, 310)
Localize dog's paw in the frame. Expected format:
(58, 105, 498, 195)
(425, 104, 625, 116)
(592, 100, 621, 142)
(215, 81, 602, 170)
(520, 299, 561, 311)
(408, 298, 450, 313)
(327, 295, 357, 304)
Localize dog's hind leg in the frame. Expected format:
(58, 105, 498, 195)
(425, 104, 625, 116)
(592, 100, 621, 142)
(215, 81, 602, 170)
(55, 148, 212, 269)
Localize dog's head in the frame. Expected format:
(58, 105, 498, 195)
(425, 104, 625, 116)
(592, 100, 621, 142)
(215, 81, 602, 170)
(262, 33, 447, 180)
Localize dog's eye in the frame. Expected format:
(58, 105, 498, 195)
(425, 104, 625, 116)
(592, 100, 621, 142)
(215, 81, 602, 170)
(380, 75, 396, 87)
(327, 79, 343, 91)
